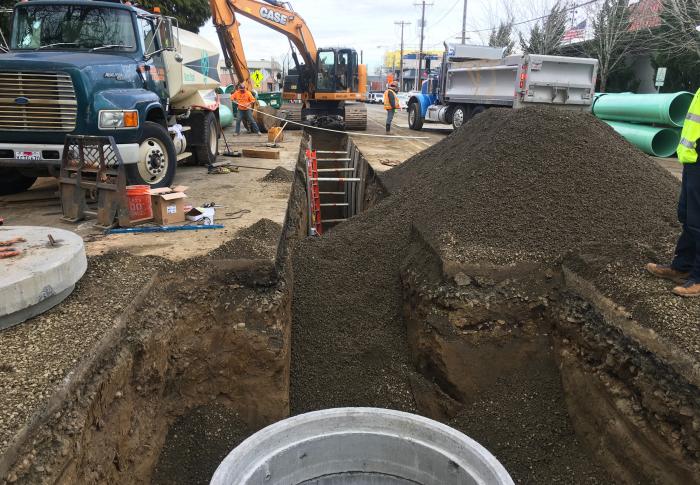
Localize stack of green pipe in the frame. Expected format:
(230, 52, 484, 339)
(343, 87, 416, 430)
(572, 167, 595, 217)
(592, 92, 693, 157)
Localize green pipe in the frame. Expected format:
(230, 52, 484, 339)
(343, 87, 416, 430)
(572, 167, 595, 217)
(604, 120, 680, 157)
(220, 104, 234, 128)
(593, 92, 693, 127)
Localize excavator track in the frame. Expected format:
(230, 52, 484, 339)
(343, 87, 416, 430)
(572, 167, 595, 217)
(343, 102, 367, 131)
(281, 103, 303, 130)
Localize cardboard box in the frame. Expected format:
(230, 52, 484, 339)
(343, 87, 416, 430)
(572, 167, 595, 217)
(149, 186, 188, 225)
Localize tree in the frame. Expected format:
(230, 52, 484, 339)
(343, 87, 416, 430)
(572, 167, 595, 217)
(587, 0, 637, 92)
(488, 20, 515, 55)
(519, 1, 569, 55)
(652, 0, 700, 60)
(138, 0, 211, 33)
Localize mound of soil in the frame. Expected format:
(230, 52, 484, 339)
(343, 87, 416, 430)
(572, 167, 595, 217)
(291, 107, 685, 484)
(260, 166, 294, 184)
(209, 219, 282, 260)
(384, 106, 680, 263)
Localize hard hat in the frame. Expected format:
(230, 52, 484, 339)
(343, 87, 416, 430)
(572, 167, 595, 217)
(239, 83, 246, 90)
(389, 81, 398, 89)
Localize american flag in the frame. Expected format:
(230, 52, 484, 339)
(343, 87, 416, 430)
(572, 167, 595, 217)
(563, 20, 587, 41)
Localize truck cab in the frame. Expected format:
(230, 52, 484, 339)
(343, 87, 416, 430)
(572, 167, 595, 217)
(0, 0, 221, 195)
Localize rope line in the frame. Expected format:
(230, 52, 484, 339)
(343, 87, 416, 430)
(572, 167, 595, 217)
(229, 99, 431, 140)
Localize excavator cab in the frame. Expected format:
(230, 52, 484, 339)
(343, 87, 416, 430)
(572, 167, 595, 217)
(315, 48, 359, 94)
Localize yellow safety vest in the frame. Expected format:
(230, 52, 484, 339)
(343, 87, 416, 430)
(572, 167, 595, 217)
(678, 88, 700, 164)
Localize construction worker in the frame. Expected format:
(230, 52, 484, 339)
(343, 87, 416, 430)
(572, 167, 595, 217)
(231, 83, 261, 136)
(646, 88, 700, 297)
(384, 81, 399, 134)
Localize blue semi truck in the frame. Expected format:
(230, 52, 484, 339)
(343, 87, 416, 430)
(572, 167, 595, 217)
(0, 0, 223, 195)
(407, 43, 598, 131)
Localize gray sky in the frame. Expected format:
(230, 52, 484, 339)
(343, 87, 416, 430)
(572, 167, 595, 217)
(198, 0, 574, 72)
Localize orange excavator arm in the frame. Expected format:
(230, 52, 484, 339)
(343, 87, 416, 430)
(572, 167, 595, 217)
(210, 0, 318, 88)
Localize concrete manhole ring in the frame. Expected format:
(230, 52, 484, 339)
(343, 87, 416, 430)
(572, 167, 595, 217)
(0, 226, 87, 330)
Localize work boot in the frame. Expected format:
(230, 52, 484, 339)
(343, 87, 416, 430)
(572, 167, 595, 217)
(645, 263, 690, 284)
(672, 280, 700, 297)
(386, 125, 391, 134)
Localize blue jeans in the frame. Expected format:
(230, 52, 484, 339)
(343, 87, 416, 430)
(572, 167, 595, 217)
(235, 109, 260, 134)
(386, 109, 395, 128)
(672, 162, 700, 282)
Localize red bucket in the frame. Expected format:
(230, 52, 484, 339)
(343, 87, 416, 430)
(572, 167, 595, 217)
(126, 185, 153, 222)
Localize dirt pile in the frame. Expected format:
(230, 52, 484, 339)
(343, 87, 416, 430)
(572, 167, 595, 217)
(291, 107, 685, 484)
(260, 166, 294, 184)
(384, 106, 680, 263)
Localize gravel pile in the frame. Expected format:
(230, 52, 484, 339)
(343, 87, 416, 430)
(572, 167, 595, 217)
(152, 404, 253, 485)
(260, 166, 294, 184)
(208, 219, 282, 260)
(384, 106, 680, 263)
(291, 107, 688, 483)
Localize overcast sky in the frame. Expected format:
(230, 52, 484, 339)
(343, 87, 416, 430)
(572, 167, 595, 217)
(198, 0, 581, 73)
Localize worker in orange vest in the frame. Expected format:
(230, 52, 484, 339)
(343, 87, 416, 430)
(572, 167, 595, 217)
(383, 81, 399, 134)
(231, 83, 261, 136)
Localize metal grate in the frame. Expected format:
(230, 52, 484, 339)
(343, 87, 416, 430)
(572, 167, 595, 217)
(0, 71, 77, 131)
(64, 135, 121, 170)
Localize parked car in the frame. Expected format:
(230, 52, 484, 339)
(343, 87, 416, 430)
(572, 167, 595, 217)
(396, 93, 409, 110)
(368, 92, 383, 104)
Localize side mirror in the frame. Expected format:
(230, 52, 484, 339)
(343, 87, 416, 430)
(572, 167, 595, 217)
(174, 52, 183, 63)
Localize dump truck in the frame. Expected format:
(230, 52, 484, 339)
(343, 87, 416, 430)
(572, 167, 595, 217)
(407, 44, 599, 131)
(0, 0, 223, 195)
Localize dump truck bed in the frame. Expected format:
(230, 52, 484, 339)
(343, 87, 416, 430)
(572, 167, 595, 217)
(443, 54, 598, 110)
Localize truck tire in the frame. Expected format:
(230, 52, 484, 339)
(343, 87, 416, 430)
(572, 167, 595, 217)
(127, 121, 176, 188)
(471, 105, 486, 119)
(193, 111, 219, 165)
(0, 168, 37, 195)
(408, 102, 423, 131)
(452, 105, 468, 130)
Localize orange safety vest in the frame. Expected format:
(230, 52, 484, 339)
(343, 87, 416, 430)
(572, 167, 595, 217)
(384, 89, 398, 111)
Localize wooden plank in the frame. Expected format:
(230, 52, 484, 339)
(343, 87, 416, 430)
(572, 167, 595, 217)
(242, 148, 280, 159)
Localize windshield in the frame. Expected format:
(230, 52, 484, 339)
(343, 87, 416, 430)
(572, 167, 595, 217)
(11, 5, 136, 52)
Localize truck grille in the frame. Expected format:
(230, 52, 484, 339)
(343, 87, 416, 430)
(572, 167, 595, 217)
(0, 71, 77, 131)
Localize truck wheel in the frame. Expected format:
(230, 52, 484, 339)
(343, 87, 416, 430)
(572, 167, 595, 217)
(452, 105, 467, 130)
(408, 103, 423, 130)
(0, 168, 37, 195)
(127, 121, 176, 188)
(471, 105, 486, 119)
(193, 111, 219, 165)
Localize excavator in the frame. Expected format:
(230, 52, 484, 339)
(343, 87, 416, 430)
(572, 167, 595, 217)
(209, 0, 368, 130)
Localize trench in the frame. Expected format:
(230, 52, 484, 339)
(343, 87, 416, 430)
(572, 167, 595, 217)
(4, 132, 699, 485)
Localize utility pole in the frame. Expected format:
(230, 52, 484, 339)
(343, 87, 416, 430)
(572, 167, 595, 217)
(395, 21, 411, 91)
(414, 1, 433, 91)
(461, 0, 468, 44)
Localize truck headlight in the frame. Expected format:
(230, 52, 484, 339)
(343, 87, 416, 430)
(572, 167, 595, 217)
(99, 110, 139, 129)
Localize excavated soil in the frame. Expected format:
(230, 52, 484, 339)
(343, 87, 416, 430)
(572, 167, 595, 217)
(260, 166, 295, 184)
(290, 107, 694, 484)
(152, 404, 253, 485)
(0, 253, 167, 455)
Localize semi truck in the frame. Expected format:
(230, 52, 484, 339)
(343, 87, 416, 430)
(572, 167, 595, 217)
(407, 44, 599, 131)
(0, 0, 223, 195)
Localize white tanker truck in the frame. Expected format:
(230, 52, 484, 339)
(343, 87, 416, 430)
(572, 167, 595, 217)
(0, 0, 224, 193)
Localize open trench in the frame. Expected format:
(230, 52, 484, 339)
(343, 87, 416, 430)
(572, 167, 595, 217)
(3, 132, 699, 485)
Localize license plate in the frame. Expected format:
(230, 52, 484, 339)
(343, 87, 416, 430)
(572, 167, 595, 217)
(15, 150, 41, 160)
